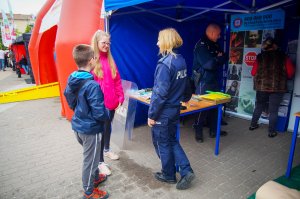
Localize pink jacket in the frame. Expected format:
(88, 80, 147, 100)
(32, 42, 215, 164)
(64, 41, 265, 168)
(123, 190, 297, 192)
(92, 53, 124, 110)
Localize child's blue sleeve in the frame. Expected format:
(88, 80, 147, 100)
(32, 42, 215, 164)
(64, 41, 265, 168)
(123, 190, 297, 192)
(86, 84, 108, 122)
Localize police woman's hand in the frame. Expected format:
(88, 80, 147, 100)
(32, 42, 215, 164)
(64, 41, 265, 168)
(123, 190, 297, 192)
(148, 118, 156, 127)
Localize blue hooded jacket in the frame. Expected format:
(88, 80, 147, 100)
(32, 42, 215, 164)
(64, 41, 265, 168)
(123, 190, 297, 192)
(64, 70, 108, 134)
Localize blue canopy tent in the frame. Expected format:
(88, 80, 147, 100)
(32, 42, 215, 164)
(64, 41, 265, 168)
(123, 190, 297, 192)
(104, 0, 299, 125)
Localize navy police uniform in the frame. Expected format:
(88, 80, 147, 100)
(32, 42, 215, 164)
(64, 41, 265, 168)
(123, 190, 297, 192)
(193, 35, 226, 141)
(148, 53, 193, 180)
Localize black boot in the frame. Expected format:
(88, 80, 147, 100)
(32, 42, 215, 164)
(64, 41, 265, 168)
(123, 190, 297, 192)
(17, 68, 21, 78)
(193, 124, 203, 143)
(209, 130, 228, 138)
(221, 120, 228, 126)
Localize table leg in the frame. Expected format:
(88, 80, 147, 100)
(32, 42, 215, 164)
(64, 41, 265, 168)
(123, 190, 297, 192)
(215, 104, 222, 156)
(286, 116, 300, 178)
(285, 116, 300, 178)
(127, 98, 137, 141)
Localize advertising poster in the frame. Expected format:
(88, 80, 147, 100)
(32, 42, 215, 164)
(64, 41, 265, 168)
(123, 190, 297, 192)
(1, 9, 12, 47)
(237, 47, 261, 116)
(226, 9, 286, 121)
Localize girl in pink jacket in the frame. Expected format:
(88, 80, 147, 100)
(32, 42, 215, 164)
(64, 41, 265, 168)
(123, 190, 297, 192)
(91, 30, 124, 175)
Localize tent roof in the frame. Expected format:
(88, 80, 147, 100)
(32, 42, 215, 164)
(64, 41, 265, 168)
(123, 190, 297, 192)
(105, 0, 298, 22)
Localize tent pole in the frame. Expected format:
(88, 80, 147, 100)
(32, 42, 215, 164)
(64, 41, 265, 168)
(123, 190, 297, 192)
(257, 0, 293, 12)
(222, 13, 229, 93)
(183, 6, 248, 13)
(231, 0, 251, 11)
(134, 6, 179, 22)
(180, 1, 231, 22)
(252, 0, 256, 8)
(104, 13, 110, 33)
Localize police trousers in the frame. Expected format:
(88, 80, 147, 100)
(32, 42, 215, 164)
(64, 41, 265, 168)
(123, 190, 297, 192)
(151, 117, 193, 178)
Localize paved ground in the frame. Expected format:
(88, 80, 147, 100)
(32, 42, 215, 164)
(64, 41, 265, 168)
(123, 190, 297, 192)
(1, 68, 300, 199)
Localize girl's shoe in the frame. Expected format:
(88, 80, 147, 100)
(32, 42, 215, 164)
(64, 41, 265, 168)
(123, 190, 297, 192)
(104, 151, 119, 160)
(98, 163, 111, 176)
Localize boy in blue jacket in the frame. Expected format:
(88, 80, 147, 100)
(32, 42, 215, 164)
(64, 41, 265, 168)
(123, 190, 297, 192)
(64, 44, 109, 199)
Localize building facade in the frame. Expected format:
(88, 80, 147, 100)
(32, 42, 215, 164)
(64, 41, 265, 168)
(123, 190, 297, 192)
(0, 13, 34, 33)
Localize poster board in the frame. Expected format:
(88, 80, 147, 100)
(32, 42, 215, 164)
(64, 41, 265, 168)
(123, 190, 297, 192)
(226, 9, 290, 130)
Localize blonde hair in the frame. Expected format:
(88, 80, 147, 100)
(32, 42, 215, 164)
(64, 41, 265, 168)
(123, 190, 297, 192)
(91, 30, 117, 78)
(72, 44, 94, 68)
(158, 28, 183, 56)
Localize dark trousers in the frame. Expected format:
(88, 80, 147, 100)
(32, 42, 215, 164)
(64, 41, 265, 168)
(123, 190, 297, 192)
(151, 118, 193, 178)
(99, 110, 115, 162)
(194, 82, 219, 137)
(251, 91, 283, 133)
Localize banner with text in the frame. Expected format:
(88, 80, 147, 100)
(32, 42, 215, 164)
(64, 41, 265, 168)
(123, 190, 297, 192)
(226, 9, 286, 120)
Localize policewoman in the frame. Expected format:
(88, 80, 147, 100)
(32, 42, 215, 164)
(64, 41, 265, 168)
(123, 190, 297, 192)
(148, 28, 195, 190)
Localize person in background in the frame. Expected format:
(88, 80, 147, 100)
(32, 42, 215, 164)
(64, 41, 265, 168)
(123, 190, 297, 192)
(246, 30, 261, 48)
(226, 80, 239, 112)
(230, 32, 244, 48)
(91, 30, 124, 176)
(9, 50, 16, 71)
(0, 49, 5, 71)
(249, 37, 295, 138)
(4, 51, 9, 69)
(192, 23, 228, 143)
(19, 55, 29, 75)
(229, 49, 242, 64)
(64, 44, 109, 199)
(228, 65, 240, 80)
(148, 28, 195, 190)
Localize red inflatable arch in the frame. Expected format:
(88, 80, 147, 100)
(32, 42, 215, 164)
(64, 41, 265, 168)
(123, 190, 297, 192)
(29, 0, 104, 120)
(11, 44, 26, 64)
(29, 0, 57, 85)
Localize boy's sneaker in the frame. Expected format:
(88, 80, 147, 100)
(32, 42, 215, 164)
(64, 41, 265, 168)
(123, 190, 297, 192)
(82, 188, 109, 199)
(104, 151, 119, 160)
(94, 173, 107, 187)
(98, 163, 111, 176)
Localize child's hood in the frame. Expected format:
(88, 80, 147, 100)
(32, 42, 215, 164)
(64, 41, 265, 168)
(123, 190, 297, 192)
(67, 70, 94, 92)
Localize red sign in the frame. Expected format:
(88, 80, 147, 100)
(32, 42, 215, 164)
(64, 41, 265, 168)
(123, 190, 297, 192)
(244, 52, 257, 67)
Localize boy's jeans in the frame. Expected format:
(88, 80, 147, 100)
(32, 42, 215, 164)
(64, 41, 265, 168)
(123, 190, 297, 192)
(75, 132, 102, 194)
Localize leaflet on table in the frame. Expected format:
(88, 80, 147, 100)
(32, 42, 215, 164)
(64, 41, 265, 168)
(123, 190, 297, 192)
(192, 92, 230, 102)
(128, 88, 152, 100)
(129, 89, 230, 104)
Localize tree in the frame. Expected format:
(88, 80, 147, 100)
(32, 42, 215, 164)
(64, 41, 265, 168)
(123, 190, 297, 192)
(14, 28, 22, 37)
(0, 30, 6, 50)
(25, 24, 33, 33)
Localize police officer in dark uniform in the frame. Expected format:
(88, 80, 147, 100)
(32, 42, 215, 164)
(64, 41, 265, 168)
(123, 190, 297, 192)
(148, 28, 195, 190)
(193, 24, 228, 143)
